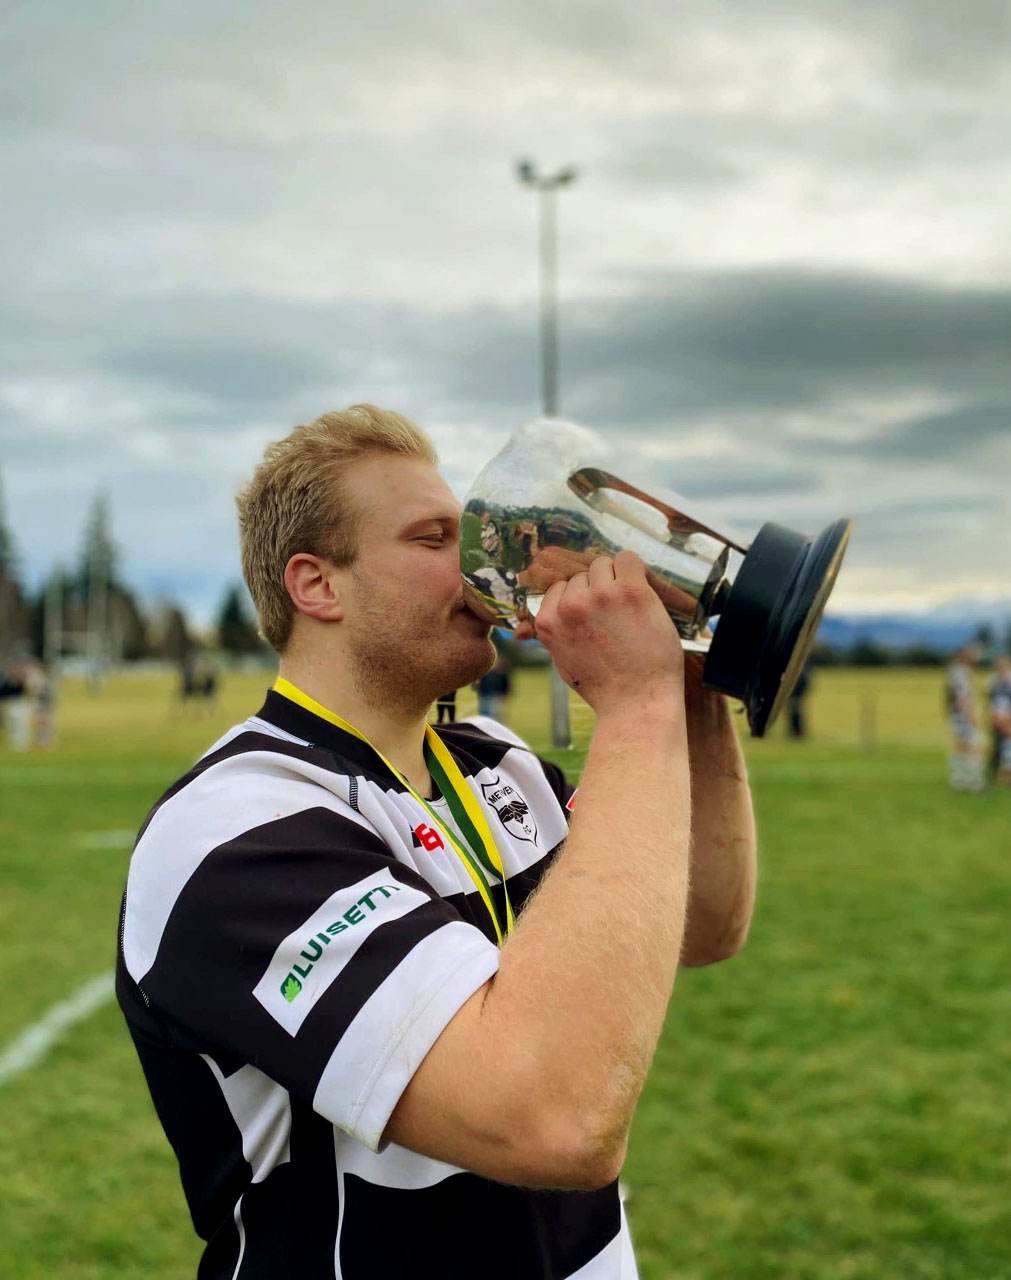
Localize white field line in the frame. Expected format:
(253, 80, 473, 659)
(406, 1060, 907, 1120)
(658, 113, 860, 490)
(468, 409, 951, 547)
(0, 971, 116, 1086)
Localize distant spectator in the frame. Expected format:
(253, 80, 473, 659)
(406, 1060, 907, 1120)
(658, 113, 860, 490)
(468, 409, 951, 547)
(435, 689, 457, 724)
(945, 646, 984, 793)
(194, 659, 218, 714)
(0, 666, 19, 745)
(25, 659, 56, 749)
(176, 654, 218, 717)
(476, 656, 512, 722)
(0, 660, 30, 751)
(987, 655, 1011, 786)
(786, 663, 811, 739)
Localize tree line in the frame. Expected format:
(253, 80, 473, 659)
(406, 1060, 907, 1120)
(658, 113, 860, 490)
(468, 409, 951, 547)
(0, 473, 265, 665)
(809, 633, 1006, 669)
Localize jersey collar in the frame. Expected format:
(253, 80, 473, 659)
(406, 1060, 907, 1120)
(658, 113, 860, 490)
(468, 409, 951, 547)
(253, 688, 416, 787)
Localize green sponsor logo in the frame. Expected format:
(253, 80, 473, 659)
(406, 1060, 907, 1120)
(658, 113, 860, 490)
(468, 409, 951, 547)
(278, 883, 402, 1001)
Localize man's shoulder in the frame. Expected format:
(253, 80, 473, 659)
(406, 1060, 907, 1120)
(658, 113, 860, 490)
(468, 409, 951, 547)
(438, 715, 532, 756)
(169, 717, 329, 789)
(139, 714, 364, 845)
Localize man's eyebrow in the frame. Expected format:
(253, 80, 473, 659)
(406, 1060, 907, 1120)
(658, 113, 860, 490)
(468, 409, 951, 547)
(400, 512, 460, 533)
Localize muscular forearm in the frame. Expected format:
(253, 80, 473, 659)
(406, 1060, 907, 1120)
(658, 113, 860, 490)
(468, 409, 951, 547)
(483, 696, 691, 1172)
(388, 554, 696, 1188)
(680, 674, 756, 965)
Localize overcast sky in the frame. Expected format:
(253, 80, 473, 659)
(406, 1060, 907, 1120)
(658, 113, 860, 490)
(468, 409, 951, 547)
(2, 0, 1009, 625)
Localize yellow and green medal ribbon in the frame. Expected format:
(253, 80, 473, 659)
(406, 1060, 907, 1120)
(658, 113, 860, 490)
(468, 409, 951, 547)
(273, 677, 515, 944)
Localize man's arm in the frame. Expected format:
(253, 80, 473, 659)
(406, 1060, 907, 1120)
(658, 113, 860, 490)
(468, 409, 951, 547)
(386, 552, 691, 1191)
(679, 656, 757, 966)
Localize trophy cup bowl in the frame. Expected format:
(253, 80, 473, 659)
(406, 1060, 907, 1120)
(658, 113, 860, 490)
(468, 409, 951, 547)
(461, 418, 852, 737)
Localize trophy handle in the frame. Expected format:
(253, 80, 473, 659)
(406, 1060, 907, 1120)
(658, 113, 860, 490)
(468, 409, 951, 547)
(567, 467, 749, 555)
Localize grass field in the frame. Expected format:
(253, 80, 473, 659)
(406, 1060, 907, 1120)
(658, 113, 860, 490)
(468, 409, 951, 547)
(0, 666, 1008, 1279)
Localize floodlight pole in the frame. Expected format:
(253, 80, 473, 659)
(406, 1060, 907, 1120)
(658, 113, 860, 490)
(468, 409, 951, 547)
(517, 160, 577, 418)
(517, 159, 579, 748)
(539, 182, 560, 415)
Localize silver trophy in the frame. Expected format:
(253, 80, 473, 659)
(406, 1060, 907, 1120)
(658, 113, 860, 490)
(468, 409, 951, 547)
(461, 418, 852, 736)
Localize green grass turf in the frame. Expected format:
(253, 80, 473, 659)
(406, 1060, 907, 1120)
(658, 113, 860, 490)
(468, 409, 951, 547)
(0, 667, 1007, 1278)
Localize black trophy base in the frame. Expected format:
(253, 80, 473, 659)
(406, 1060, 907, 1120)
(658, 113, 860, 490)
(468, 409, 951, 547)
(704, 517, 852, 737)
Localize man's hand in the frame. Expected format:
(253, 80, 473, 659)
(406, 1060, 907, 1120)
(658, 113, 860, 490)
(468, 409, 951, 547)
(517, 551, 684, 716)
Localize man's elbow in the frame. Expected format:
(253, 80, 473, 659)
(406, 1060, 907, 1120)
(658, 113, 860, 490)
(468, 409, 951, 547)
(511, 1108, 628, 1190)
(680, 916, 751, 966)
(681, 867, 756, 965)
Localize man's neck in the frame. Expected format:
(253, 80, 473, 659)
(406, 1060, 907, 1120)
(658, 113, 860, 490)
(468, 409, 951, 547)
(277, 657, 433, 797)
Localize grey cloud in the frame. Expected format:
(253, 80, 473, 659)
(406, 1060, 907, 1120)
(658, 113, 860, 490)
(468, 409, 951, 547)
(860, 403, 1011, 460)
(605, 131, 748, 192)
(852, 493, 1005, 521)
(534, 271, 1011, 439)
(6, 0, 1008, 148)
(830, 498, 1007, 568)
(322, 269, 1011, 437)
(623, 271, 1011, 375)
(603, 97, 1008, 197)
(862, 0, 1011, 83)
(6, 267, 1010, 455)
(654, 461, 821, 500)
(111, 341, 342, 408)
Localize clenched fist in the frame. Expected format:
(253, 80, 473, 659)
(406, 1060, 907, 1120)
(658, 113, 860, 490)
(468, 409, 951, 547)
(516, 551, 684, 717)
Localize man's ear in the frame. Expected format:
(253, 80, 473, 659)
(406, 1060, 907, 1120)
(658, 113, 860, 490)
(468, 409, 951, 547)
(284, 554, 345, 623)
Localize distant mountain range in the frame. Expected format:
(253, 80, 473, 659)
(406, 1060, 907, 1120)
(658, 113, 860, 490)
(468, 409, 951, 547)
(817, 597, 1011, 654)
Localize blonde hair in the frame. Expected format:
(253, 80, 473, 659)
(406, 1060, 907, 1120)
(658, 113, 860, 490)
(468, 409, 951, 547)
(237, 404, 438, 652)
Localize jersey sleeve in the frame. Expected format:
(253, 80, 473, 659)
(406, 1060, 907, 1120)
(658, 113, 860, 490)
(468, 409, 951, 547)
(536, 754, 578, 815)
(120, 774, 500, 1152)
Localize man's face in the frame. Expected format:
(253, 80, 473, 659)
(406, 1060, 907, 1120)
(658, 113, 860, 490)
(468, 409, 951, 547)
(339, 453, 496, 712)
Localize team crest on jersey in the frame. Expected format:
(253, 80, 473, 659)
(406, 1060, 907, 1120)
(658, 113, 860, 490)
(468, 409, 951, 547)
(481, 774, 538, 845)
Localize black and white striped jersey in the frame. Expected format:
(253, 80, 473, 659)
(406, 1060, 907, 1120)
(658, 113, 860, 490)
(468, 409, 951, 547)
(116, 690, 638, 1279)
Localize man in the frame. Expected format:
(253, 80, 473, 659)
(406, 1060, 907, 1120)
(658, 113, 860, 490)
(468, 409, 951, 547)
(987, 654, 1011, 786)
(434, 688, 457, 724)
(0, 658, 30, 751)
(786, 662, 811, 740)
(475, 653, 512, 721)
(117, 405, 756, 1279)
(946, 646, 984, 793)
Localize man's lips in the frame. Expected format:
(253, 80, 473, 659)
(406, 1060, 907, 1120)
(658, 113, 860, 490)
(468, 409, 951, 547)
(458, 582, 501, 625)
(454, 598, 492, 627)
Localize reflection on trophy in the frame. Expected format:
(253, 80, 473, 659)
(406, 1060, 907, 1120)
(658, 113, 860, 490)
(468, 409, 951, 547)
(461, 418, 852, 737)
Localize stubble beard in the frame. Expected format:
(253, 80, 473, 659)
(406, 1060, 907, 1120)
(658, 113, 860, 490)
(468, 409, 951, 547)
(347, 571, 496, 718)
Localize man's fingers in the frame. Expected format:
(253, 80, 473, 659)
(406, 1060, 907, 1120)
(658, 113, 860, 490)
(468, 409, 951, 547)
(587, 555, 616, 588)
(541, 576, 571, 609)
(535, 571, 589, 637)
(612, 550, 646, 580)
